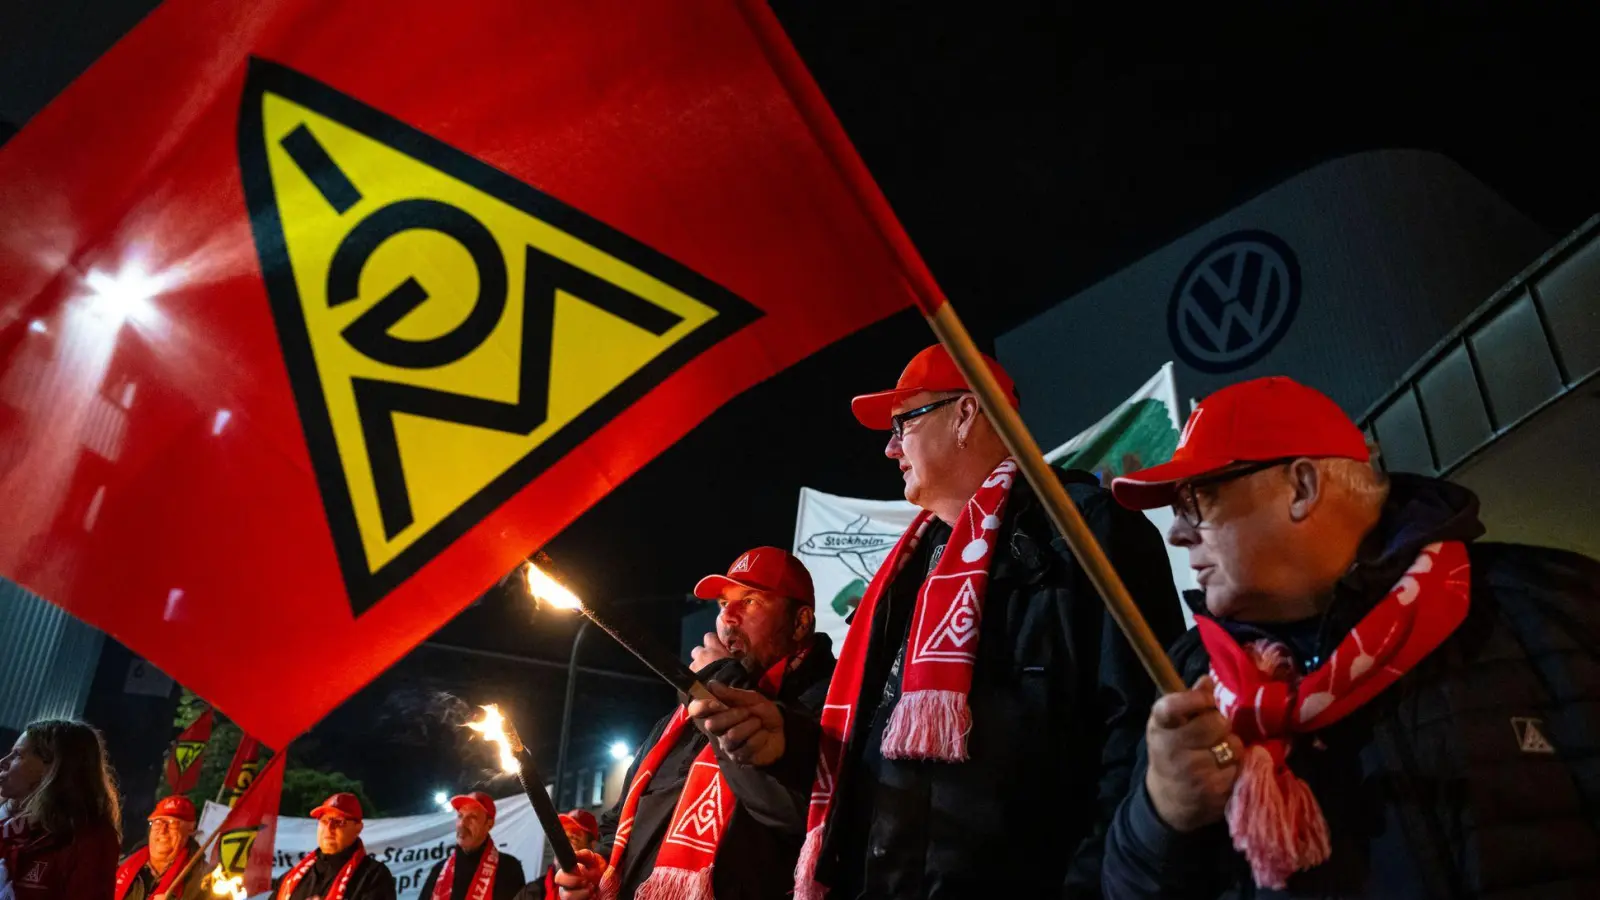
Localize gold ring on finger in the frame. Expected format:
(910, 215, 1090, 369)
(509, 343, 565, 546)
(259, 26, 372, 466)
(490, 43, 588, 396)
(1209, 741, 1236, 768)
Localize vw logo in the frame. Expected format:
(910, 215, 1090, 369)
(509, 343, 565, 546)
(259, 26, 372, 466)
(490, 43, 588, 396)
(1167, 229, 1301, 373)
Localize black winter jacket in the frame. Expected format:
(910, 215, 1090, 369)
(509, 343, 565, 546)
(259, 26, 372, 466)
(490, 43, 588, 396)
(804, 469, 1186, 899)
(1103, 474, 1600, 898)
(595, 636, 836, 900)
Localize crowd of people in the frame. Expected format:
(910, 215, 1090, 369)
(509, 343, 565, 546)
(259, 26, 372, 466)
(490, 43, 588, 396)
(3, 346, 1598, 899)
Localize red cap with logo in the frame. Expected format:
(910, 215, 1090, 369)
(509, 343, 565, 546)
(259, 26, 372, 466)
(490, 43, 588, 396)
(559, 809, 599, 838)
(149, 794, 198, 823)
(1112, 376, 1370, 510)
(850, 344, 1019, 430)
(693, 546, 814, 606)
(449, 791, 496, 824)
(310, 792, 364, 821)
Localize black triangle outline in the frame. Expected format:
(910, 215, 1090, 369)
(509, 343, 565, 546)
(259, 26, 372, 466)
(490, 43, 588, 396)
(238, 57, 763, 616)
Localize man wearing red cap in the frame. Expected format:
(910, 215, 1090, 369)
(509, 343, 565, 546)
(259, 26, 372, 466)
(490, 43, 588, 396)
(419, 792, 526, 900)
(114, 795, 211, 900)
(695, 345, 1184, 899)
(1102, 376, 1600, 897)
(554, 547, 837, 900)
(523, 810, 596, 900)
(273, 793, 396, 900)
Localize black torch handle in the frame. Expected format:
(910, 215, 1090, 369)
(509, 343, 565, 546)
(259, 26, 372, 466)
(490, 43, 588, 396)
(579, 605, 715, 704)
(514, 747, 579, 872)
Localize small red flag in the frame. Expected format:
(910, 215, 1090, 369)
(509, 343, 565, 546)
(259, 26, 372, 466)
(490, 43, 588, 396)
(210, 751, 286, 895)
(219, 735, 264, 808)
(0, 0, 925, 746)
(164, 708, 214, 794)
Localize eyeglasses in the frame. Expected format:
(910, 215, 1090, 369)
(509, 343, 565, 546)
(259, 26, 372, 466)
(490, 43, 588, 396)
(320, 817, 355, 830)
(890, 396, 963, 440)
(148, 819, 188, 833)
(1171, 458, 1292, 527)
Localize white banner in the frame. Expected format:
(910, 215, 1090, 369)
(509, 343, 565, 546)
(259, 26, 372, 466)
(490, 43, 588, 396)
(199, 794, 546, 899)
(792, 363, 1196, 643)
(792, 489, 919, 647)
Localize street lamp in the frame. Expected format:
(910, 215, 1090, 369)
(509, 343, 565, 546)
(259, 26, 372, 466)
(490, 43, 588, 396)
(608, 741, 630, 761)
(434, 791, 451, 812)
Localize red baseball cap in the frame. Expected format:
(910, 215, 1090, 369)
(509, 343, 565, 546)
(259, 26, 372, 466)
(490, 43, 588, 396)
(693, 547, 814, 606)
(560, 809, 599, 838)
(850, 344, 1019, 430)
(310, 792, 364, 821)
(1112, 376, 1369, 510)
(449, 791, 496, 824)
(149, 795, 197, 823)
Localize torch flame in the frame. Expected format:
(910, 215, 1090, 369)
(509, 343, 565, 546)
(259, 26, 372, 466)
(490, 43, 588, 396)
(526, 561, 583, 611)
(209, 865, 247, 899)
(465, 704, 522, 773)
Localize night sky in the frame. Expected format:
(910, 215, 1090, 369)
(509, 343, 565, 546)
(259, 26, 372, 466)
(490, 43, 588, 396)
(5, 1, 1598, 814)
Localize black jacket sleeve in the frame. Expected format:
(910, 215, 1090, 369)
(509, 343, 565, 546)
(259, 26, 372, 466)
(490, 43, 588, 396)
(709, 658, 832, 834)
(495, 855, 528, 899)
(355, 859, 398, 900)
(419, 858, 444, 899)
(1058, 488, 1189, 897)
(1102, 630, 1233, 899)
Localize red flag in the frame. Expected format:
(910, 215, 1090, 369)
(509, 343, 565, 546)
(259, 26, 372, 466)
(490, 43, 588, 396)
(219, 735, 264, 807)
(0, 0, 921, 747)
(209, 751, 286, 896)
(164, 708, 214, 794)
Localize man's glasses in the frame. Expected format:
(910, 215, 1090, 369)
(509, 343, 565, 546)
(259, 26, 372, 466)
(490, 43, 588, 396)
(890, 396, 963, 440)
(1171, 458, 1293, 527)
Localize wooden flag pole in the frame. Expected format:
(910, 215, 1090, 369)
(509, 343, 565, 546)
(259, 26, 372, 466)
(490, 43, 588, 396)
(924, 304, 1186, 694)
(736, 0, 1184, 694)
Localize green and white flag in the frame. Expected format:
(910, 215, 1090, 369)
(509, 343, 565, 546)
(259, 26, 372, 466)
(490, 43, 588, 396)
(1045, 362, 1196, 625)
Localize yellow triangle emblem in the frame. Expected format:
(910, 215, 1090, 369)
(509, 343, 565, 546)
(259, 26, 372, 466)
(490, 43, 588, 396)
(174, 740, 205, 772)
(219, 827, 261, 875)
(239, 60, 759, 613)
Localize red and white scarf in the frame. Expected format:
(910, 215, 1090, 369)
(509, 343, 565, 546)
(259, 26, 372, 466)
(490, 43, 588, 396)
(1199, 540, 1471, 889)
(276, 844, 367, 900)
(794, 458, 1017, 900)
(431, 843, 499, 900)
(114, 844, 191, 900)
(599, 654, 792, 900)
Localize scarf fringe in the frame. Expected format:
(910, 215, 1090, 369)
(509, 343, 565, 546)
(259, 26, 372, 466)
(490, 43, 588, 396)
(1226, 745, 1331, 889)
(634, 865, 714, 900)
(792, 824, 829, 900)
(881, 689, 971, 761)
(598, 864, 621, 900)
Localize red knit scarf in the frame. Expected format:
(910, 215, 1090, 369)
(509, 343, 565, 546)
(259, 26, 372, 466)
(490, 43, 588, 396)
(114, 843, 191, 900)
(794, 458, 1017, 900)
(599, 653, 792, 900)
(431, 843, 499, 900)
(1198, 540, 1471, 889)
(277, 844, 366, 900)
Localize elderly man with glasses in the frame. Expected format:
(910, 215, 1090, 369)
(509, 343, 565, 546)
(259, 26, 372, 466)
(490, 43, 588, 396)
(114, 795, 212, 900)
(690, 344, 1184, 899)
(1102, 376, 1600, 898)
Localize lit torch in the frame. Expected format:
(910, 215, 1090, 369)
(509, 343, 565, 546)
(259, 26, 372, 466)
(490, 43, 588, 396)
(465, 704, 578, 872)
(525, 551, 714, 703)
(209, 866, 247, 899)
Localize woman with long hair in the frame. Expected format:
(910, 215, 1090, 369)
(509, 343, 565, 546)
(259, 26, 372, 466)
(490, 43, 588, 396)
(0, 719, 123, 900)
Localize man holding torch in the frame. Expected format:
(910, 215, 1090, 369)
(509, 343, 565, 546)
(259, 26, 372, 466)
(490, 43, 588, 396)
(698, 346, 1185, 899)
(272, 793, 396, 900)
(555, 547, 837, 900)
(113, 795, 212, 900)
(419, 791, 526, 900)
